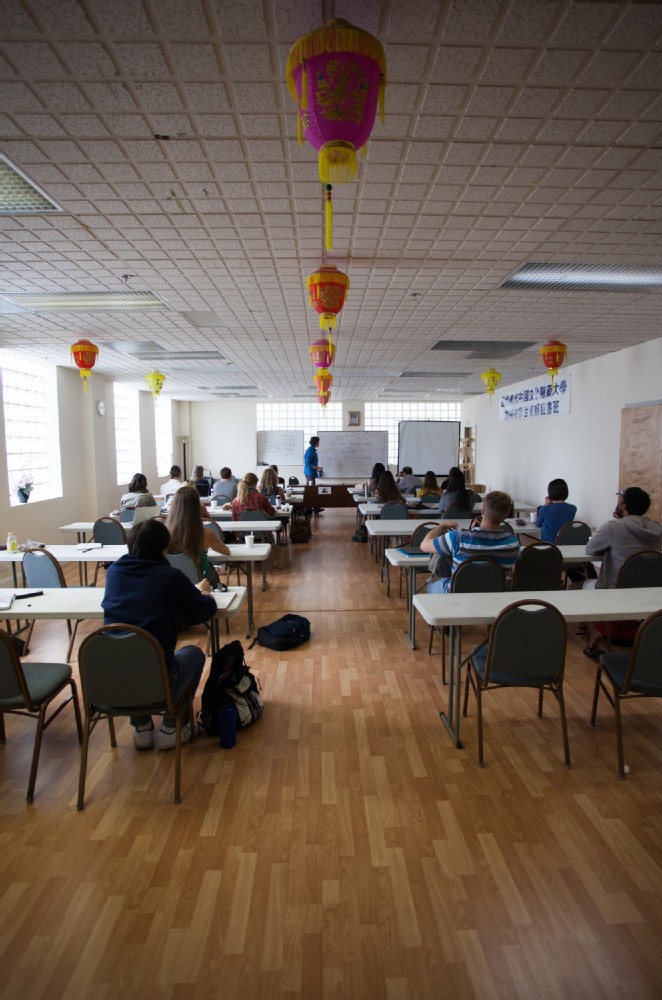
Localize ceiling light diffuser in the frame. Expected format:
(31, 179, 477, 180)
(502, 263, 662, 292)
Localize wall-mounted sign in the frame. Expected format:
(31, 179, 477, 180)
(499, 375, 571, 422)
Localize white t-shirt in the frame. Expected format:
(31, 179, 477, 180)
(160, 478, 184, 499)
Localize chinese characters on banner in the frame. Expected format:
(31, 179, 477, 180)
(499, 375, 571, 422)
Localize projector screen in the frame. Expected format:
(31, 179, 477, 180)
(397, 421, 460, 476)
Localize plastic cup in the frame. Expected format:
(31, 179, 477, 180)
(529, 512, 536, 522)
(245, 534, 255, 548)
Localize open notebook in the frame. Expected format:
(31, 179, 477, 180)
(0, 594, 15, 610)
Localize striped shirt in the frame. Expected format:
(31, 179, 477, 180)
(432, 525, 520, 593)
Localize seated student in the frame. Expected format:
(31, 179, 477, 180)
(211, 467, 238, 502)
(415, 471, 443, 500)
(420, 491, 520, 593)
(535, 478, 577, 542)
(228, 473, 276, 520)
(160, 465, 184, 501)
(166, 484, 230, 583)
(374, 471, 405, 505)
(101, 518, 216, 750)
(188, 464, 210, 497)
(259, 467, 286, 504)
(120, 473, 156, 511)
(574, 486, 662, 656)
(396, 466, 423, 494)
(368, 462, 386, 495)
(269, 464, 286, 487)
(437, 467, 481, 517)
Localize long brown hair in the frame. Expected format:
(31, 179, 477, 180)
(376, 471, 403, 504)
(237, 472, 258, 505)
(166, 485, 204, 565)
(259, 468, 278, 494)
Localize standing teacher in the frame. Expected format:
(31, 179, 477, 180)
(304, 435, 324, 516)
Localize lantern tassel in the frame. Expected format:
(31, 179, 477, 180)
(297, 109, 302, 145)
(325, 184, 333, 251)
(378, 74, 385, 123)
(300, 60, 307, 110)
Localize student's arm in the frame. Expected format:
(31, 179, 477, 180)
(204, 526, 230, 556)
(585, 522, 609, 557)
(172, 571, 217, 626)
(419, 523, 457, 554)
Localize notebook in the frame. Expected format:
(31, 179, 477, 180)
(0, 594, 15, 610)
(397, 545, 424, 556)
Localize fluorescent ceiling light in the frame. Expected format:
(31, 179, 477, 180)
(502, 263, 662, 292)
(0, 291, 169, 311)
(0, 155, 62, 214)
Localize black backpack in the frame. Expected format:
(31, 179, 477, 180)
(352, 524, 368, 542)
(290, 508, 312, 543)
(197, 639, 264, 735)
(250, 614, 311, 651)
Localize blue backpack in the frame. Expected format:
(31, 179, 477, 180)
(250, 614, 311, 651)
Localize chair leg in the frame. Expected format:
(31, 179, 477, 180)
(556, 686, 571, 769)
(23, 620, 35, 656)
(441, 630, 447, 686)
(428, 625, 436, 655)
(612, 686, 626, 779)
(77, 716, 92, 810)
(108, 716, 117, 747)
(537, 687, 544, 718)
(66, 619, 81, 662)
(0, 711, 5, 742)
(590, 667, 603, 726)
(174, 715, 182, 805)
(70, 680, 83, 743)
(475, 682, 484, 767)
(26, 703, 48, 804)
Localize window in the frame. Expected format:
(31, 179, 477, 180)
(113, 383, 141, 487)
(365, 401, 461, 466)
(256, 402, 342, 437)
(154, 396, 172, 477)
(1, 352, 62, 505)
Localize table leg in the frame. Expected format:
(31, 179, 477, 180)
(439, 625, 463, 748)
(245, 561, 254, 638)
(405, 563, 417, 649)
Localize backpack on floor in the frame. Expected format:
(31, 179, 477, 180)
(352, 524, 368, 542)
(250, 614, 311, 651)
(197, 639, 264, 735)
(290, 508, 312, 543)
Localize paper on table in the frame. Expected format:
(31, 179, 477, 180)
(76, 541, 103, 550)
(0, 594, 14, 610)
(213, 590, 237, 611)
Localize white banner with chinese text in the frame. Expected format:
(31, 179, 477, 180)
(498, 374, 571, 422)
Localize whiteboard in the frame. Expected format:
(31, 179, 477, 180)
(397, 421, 460, 475)
(317, 431, 388, 478)
(256, 430, 303, 465)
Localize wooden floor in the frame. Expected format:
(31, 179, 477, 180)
(1, 510, 662, 999)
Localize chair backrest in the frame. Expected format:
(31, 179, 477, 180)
(119, 508, 134, 524)
(0, 630, 34, 709)
(555, 520, 592, 545)
(616, 549, 662, 589)
(380, 502, 408, 520)
(410, 522, 439, 547)
(619, 609, 662, 694)
(93, 517, 127, 545)
(482, 599, 567, 686)
(78, 624, 173, 716)
(451, 555, 506, 594)
(418, 494, 440, 503)
(165, 552, 200, 585)
(510, 542, 563, 591)
(238, 508, 275, 522)
(195, 482, 211, 497)
(288, 476, 299, 486)
(203, 520, 224, 540)
(444, 506, 475, 519)
(22, 547, 66, 589)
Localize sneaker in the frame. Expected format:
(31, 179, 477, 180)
(132, 722, 154, 750)
(156, 723, 192, 751)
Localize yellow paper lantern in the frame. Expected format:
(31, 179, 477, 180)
(481, 367, 501, 402)
(145, 369, 166, 397)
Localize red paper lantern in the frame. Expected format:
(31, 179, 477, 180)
(317, 389, 331, 408)
(540, 339, 567, 385)
(309, 336, 336, 370)
(71, 338, 99, 393)
(286, 19, 386, 185)
(306, 265, 349, 332)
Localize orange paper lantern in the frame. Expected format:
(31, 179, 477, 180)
(540, 339, 567, 385)
(71, 338, 99, 393)
(314, 368, 333, 394)
(306, 265, 349, 331)
(317, 390, 331, 407)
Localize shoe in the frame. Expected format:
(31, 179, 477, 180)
(132, 722, 154, 750)
(582, 646, 602, 659)
(156, 723, 192, 751)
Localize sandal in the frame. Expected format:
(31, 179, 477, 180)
(583, 646, 602, 659)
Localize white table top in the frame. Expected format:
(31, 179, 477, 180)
(413, 587, 662, 628)
(0, 544, 128, 563)
(0, 586, 247, 620)
(205, 508, 292, 522)
(366, 519, 541, 538)
(385, 543, 593, 569)
(211, 543, 271, 562)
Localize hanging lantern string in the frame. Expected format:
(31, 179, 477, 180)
(325, 185, 333, 250)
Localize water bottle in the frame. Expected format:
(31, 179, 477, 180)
(6, 531, 17, 553)
(276, 496, 281, 509)
(219, 703, 237, 749)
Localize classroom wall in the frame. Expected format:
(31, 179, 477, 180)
(461, 336, 662, 528)
(189, 399, 257, 480)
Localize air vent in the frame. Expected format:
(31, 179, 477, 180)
(399, 371, 470, 378)
(0, 291, 169, 311)
(132, 350, 226, 361)
(431, 339, 534, 359)
(502, 262, 662, 292)
(0, 155, 62, 214)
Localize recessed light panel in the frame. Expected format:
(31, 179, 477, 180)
(502, 263, 662, 292)
(0, 155, 62, 214)
(0, 291, 169, 311)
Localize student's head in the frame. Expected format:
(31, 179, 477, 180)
(309, 436, 320, 446)
(482, 491, 513, 523)
(445, 467, 466, 493)
(371, 462, 386, 482)
(135, 492, 156, 508)
(191, 465, 204, 482)
(237, 473, 258, 504)
(270, 464, 279, 474)
(620, 486, 651, 516)
(547, 478, 569, 501)
(128, 473, 148, 493)
(401, 466, 412, 475)
(166, 485, 204, 561)
(169, 465, 181, 480)
(220, 467, 232, 479)
(128, 518, 170, 560)
(260, 467, 278, 493)
(376, 471, 401, 503)
(422, 470, 437, 489)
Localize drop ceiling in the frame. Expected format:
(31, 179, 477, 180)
(0, 0, 661, 401)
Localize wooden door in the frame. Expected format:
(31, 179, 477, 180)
(619, 403, 662, 521)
